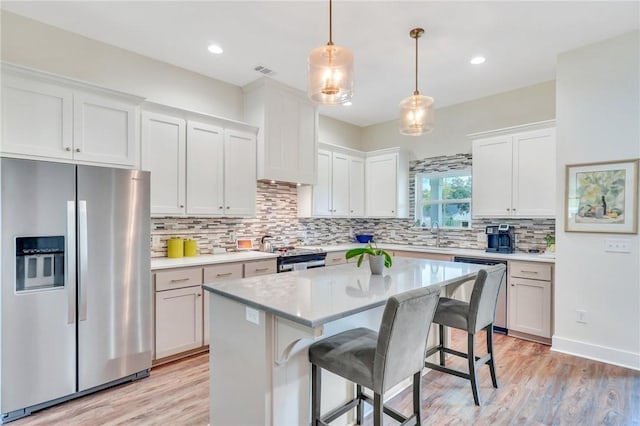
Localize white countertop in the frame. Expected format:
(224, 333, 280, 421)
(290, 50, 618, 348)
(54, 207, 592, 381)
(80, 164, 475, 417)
(305, 243, 556, 263)
(151, 251, 278, 270)
(203, 257, 486, 327)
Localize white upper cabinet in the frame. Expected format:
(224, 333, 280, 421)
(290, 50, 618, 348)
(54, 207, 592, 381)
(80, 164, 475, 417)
(471, 121, 556, 218)
(365, 148, 409, 218)
(141, 104, 257, 217)
(1, 64, 142, 168)
(243, 78, 317, 185)
(298, 144, 366, 218)
(142, 112, 186, 215)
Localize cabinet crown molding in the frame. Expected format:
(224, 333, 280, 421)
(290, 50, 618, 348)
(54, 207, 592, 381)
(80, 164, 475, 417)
(467, 120, 556, 139)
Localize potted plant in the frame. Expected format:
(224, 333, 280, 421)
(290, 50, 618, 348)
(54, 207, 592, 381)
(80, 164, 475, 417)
(544, 234, 555, 253)
(345, 243, 392, 275)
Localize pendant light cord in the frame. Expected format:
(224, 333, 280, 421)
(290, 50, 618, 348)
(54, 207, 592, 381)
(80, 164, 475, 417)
(328, 0, 334, 46)
(414, 33, 419, 95)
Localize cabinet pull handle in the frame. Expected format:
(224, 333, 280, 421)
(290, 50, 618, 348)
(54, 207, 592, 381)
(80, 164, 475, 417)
(521, 270, 539, 274)
(65, 147, 72, 152)
(170, 278, 190, 283)
(216, 272, 232, 277)
(254, 267, 268, 272)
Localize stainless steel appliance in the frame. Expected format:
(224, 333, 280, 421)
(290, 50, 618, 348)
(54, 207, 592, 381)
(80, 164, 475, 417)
(453, 256, 508, 333)
(276, 247, 326, 273)
(1, 158, 151, 423)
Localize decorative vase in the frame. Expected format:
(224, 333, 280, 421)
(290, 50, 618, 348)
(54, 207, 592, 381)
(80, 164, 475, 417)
(369, 254, 385, 275)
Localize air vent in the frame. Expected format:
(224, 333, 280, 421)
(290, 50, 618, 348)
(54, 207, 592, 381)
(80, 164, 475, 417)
(254, 65, 276, 76)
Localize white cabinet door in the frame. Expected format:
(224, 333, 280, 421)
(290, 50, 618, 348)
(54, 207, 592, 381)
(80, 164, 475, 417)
(296, 99, 318, 185)
(331, 153, 350, 216)
(472, 135, 513, 217)
(508, 278, 551, 338)
(313, 150, 332, 216)
(73, 92, 137, 167)
(349, 156, 365, 217)
(224, 129, 256, 216)
(1, 74, 73, 160)
(366, 153, 398, 217)
(142, 112, 186, 215)
(512, 128, 556, 217)
(186, 121, 224, 216)
(155, 285, 203, 359)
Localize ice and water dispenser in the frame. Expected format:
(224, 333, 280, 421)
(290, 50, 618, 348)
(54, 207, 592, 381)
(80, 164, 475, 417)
(15, 236, 65, 292)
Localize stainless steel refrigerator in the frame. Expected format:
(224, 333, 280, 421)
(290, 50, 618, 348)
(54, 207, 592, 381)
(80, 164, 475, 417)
(0, 158, 151, 423)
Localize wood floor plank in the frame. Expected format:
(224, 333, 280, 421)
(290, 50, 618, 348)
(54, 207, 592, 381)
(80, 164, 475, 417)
(9, 331, 640, 426)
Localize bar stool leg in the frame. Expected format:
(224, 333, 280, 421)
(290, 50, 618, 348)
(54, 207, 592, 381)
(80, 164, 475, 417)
(373, 393, 383, 426)
(356, 384, 364, 424)
(312, 364, 321, 425)
(467, 333, 480, 405)
(413, 371, 422, 423)
(438, 324, 446, 366)
(486, 325, 499, 388)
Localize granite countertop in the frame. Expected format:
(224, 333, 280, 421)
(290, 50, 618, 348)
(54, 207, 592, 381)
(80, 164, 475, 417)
(151, 251, 278, 270)
(203, 257, 486, 327)
(305, 243, 556, 263)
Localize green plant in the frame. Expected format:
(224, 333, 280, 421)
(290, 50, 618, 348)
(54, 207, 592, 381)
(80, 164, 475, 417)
(544, 234, 555, 247)
(345, 243, 393, 268)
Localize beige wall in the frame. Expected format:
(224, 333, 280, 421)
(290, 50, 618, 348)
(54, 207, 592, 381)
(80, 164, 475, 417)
(0, 11, 244, 121)
(554, 31, 639, 370)
(318, 115, 363, 150)
(362, 80, 556, 160)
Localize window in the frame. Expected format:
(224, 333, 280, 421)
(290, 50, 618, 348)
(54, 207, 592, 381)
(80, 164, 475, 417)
(415, 170, 472, 228)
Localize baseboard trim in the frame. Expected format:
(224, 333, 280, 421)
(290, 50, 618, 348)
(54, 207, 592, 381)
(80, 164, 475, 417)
(552, 335, 640, 371)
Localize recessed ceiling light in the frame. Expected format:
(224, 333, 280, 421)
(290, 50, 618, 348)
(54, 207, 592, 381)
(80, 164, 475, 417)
(208, 44, 223, 54)
(470, 56, 486, 65)
(343, 101, 353, 106)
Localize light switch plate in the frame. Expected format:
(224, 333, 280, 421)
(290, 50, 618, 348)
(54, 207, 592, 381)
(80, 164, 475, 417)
(246, 307, 260, 325)
(605, 239, 630, 253)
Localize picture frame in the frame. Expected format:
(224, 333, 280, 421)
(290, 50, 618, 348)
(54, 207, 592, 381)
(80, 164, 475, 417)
(565, 159, 639, 234)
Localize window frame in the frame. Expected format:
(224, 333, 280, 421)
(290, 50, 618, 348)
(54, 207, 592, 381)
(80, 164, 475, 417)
(414, 169, 472, 229)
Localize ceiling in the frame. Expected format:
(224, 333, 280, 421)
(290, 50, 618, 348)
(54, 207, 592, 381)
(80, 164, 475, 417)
(2, 1, 638, 127)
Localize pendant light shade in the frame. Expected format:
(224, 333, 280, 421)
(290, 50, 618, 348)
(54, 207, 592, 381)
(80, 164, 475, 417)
(308, 0, 354, 105)
(399, 28, 434, 135)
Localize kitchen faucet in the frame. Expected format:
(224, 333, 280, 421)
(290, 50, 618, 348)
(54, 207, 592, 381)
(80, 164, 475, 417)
(431, 221, 440, 248)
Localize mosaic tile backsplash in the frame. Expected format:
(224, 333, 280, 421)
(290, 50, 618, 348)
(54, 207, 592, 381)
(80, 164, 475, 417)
(151, 155, 555, 257)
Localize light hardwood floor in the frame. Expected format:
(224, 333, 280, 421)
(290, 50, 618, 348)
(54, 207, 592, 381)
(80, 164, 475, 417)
(10, 331, 640, 425)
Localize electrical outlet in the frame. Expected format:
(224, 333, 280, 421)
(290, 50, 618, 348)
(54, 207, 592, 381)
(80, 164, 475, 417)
(390, 230, 396, 238)
(246, 307, 260, 325)
(152, 235, 161, 246)
(477, 232, 485, 243)
(604, 239, 630, 253)
(297, 231, 307, 238)
(576, 309, 587, 324)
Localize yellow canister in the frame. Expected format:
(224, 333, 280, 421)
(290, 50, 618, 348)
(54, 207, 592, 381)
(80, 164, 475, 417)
(184, 239, 198, 257)
(167, 238, 184, 258)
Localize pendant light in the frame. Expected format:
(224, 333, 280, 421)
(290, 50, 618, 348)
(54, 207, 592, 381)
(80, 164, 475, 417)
(307, 0, 354, 105)
(399, 27, 434, 135)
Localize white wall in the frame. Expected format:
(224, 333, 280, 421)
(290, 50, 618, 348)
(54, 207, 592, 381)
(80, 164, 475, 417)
(0, 11, 244, 121)
(362, 81, 556, 160)
(318, 115, 363, 150)
(554, 31, 640, 370)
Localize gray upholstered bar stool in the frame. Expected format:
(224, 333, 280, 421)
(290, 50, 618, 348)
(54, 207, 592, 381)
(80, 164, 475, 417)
(424, 264, 507, 406)
(308, 285, 440, 426)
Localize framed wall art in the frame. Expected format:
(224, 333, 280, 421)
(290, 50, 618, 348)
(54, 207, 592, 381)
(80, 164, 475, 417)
(565, 159, 639, 233)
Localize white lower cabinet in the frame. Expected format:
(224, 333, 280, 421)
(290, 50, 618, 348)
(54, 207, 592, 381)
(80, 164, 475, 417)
(507, 261, 553, 343)
(155, 285, 203, 359)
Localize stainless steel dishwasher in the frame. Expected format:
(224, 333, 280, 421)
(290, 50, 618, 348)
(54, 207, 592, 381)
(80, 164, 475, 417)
(453, 256, 508, 334)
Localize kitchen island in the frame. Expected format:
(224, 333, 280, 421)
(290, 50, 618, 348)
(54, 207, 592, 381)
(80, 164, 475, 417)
(203, 257, 485, 426)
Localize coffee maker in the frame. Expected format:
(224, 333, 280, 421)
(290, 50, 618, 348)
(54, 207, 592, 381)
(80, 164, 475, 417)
(485, 224, 515, 253)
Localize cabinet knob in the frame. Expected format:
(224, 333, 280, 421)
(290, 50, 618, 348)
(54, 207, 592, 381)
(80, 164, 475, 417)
(179, 204, 184, 208)
(226, 206, 230, 209)
(506, 208, 511, 211)
(512, 208, 516, 211)
(197, 293, 202, 297)
(65, 147, 72, 152)
(219, 206, 224, 209)
(350, 210, 354, 213)
(511, 284, 515, 287)
(75, 148, 81, 153)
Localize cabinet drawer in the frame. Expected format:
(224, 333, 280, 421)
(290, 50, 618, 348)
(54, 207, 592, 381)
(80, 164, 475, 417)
(204, 263, 243, 282)
(244, 259, 277, 277)
(155, 267, 203, 291)
(325, 251, 347, 266)
(510, 261, 552, 281)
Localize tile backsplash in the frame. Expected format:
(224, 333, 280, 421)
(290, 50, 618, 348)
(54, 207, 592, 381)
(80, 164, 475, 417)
(151, 154, 555, 257)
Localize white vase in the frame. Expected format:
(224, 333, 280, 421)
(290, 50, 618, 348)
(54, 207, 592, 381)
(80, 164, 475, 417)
(369, 255, 385, 275)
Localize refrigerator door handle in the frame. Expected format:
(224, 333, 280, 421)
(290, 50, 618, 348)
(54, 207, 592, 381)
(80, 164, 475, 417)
(67, 201, 77, 324)
(78, 200, 89, 321)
